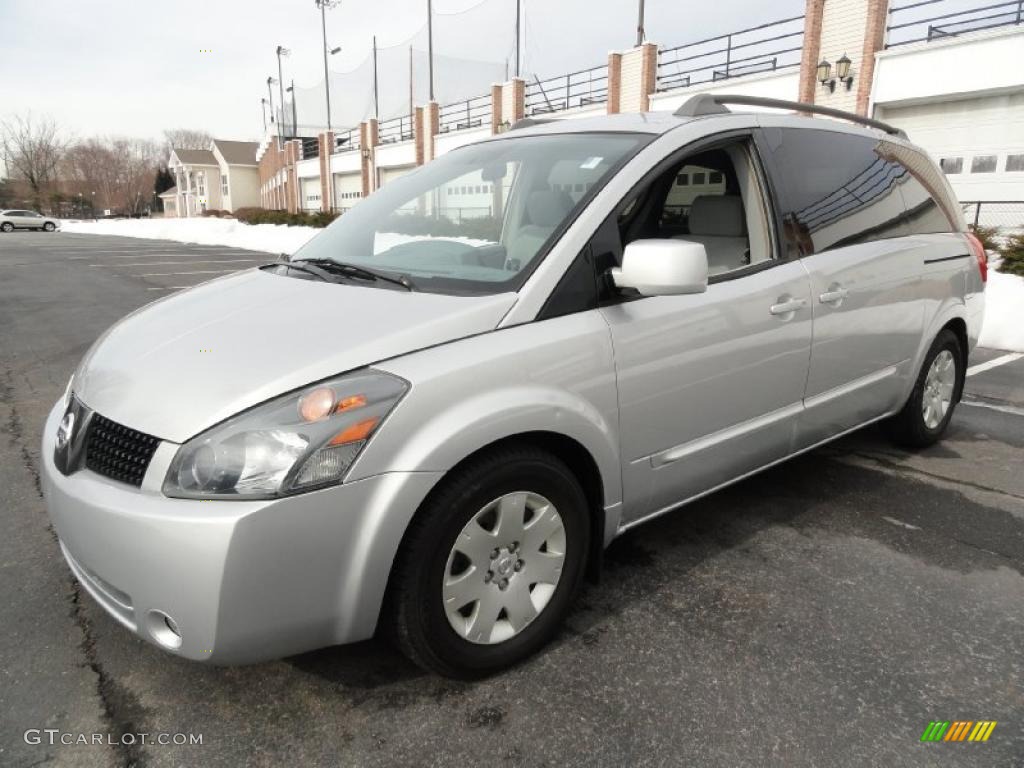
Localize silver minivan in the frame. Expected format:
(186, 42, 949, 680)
(41, 96, 987, 677)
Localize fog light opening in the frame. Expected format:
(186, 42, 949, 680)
(146, 609, 183, 650)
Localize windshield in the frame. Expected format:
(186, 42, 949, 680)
(291, 132, 649, 294)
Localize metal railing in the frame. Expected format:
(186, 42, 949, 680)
(656, 15, 804, 92)
(300, 137, 319, 160)
(333, 128, 361, 154)
(439, 94, 492, 133)
(378, 115, 414, 144)
(887, 0, 1024, 47)
(525, 64, 609, 116)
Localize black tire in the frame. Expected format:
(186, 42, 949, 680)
(0, 222, 12, 232)
(386, 444, 591, 678)
(887, 329, 963, 449)
(43, 222, 56, 232)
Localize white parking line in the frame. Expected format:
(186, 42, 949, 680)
(966, 352, 1023, 377)
(961, 399, 1024, 417)
(138, 269, 239, 276)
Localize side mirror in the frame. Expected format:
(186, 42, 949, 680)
(610, 239, 708, 296)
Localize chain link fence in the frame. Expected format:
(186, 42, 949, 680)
(961, 201, 1024, 234)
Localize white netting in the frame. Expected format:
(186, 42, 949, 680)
(287, 0, 518, 136)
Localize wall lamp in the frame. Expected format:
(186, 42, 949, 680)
(817, 54, 853, 93)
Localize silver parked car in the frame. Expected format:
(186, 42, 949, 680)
(41, 96, 987, 677)
(0, 209, 61, 231)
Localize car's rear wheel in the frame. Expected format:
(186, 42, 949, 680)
(386, 444, 590, 678)
(43, 222, 56, 232)
(0, 222, 12, 232)
(887, 329, 963, 448)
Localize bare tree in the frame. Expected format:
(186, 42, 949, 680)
(0, 113, 67, 209)
(163, 128, 212, 153)
(64, 137, 160, 215)
(112, 138, 160, 215)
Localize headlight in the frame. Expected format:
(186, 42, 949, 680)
(163, 370, 407, 499)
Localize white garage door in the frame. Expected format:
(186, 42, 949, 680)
(333, 172, 363, 211)
(875, 95, 1024, 202)
(300, 178, 321, 211)
(378, 165, 415, 188)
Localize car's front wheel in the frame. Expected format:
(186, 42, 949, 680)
(0, 222, 12, 232)
(43, 222, 56, 232)
(386, 444, 591, 678)
(888, 328, 963, 448)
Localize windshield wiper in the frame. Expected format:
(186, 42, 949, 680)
(262, 261, 333, 282)
(298, 258, 415, 291)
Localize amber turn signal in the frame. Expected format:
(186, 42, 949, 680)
(329, 418, 379, 446)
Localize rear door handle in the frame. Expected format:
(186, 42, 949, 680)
(819, 288, 849, 305)
(769, 298, 807, 316)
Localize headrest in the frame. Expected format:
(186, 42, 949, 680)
(689, 195, 746, 237)
(527, 190, 575, 228)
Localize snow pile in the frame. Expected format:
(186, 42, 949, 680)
(979, 268, 1024, 353)
(62, 217, 318, 255)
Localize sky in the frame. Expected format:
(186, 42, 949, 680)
(0, 0, 802, 144)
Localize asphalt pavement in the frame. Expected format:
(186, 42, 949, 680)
(1, 231, 1022, 767)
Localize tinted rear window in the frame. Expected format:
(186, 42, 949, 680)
(762, 128, 953, 256)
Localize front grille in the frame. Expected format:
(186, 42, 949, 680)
(84, 414, 160, 487)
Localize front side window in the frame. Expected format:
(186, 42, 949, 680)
(292, 133, 649, 294)
(614, 139, 773, 277)
(763, 127, 910, 256)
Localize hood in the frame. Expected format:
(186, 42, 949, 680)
(74, 269, 516, 442)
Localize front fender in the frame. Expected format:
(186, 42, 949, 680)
(349, 314, 623, 514)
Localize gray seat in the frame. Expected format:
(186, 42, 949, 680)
(507, 190, 576, 267)
(680, 195, 749, 274)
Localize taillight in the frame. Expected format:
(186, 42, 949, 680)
(965, 232, 988, 283)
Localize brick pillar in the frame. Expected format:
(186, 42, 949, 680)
(420, 102, 439, 163)
(318, 131, 334, 212)
(640, 42, 657, 112)
(618, 43, 658, 113)
(798, 0, 826, 104)
(857, 0, 891, 115)
(607, 53, 622, 114)
(414, 106, 425, 166)
(501, 78, 525, 125)
(285, 139, 301, 213)
(490, 83, 503, 134)
(359, 121, 372, 196)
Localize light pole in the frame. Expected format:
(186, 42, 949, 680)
(276, 46, 290, 137)
(266, 77, 276, 124)
(636, 0, 645, 47)
(261, 98, 269, 131)
(315, 1, 340, 132)
(427, 0, 434, 101)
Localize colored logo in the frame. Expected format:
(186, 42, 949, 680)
(921, 721, 996, 742)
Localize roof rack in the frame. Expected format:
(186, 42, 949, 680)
(673, 94, 907, 139)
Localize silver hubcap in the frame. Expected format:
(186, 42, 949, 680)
(443, 491, 566, 645)
(922, 349, 956, 429)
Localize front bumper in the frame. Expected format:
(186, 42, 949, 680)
(40, 400, 442, 664)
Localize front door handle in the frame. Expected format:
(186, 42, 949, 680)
(769, 298, 807, 316)
(819, 287, 849, 305)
